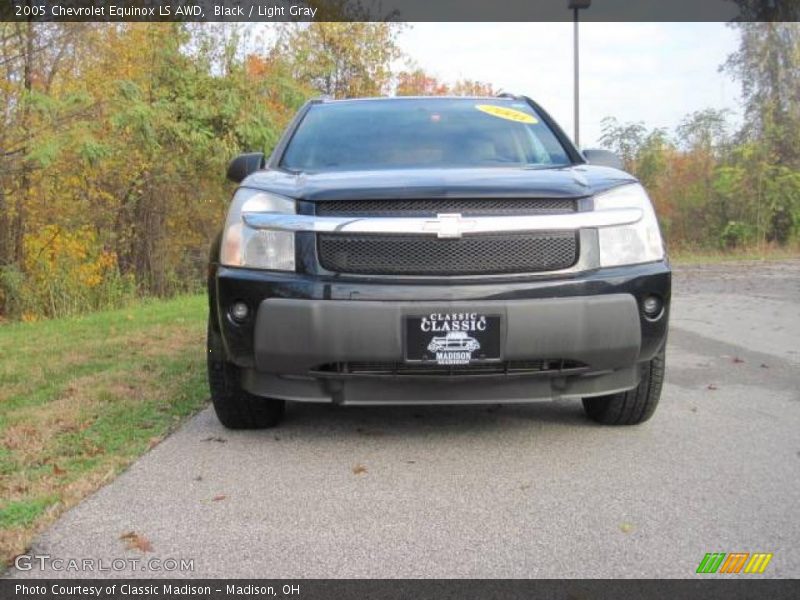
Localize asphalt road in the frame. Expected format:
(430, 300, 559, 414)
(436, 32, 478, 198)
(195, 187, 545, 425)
(10, 260, 800, 579)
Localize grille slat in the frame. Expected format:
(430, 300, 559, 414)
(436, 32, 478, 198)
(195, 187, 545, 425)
(313, 360, 588, 377)
(316, 197, 577, 217)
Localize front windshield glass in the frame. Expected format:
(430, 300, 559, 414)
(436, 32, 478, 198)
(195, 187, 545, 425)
(280, 98, 572, 172)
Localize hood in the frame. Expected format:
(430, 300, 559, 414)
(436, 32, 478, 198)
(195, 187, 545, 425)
(241, 165, 638, 201)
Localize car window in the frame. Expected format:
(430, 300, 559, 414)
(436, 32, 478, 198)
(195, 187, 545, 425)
(280, 98, 571, 172)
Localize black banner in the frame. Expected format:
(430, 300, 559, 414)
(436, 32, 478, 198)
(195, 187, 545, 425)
(3, 579, 800, 600)
(1, 0, 799, 23)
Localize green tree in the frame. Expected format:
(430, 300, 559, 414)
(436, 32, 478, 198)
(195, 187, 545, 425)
(598, 117, 647, 171)
(722, 22, 800, 166)
(721, 22, 800, 242)
(676, 108, 732, 157)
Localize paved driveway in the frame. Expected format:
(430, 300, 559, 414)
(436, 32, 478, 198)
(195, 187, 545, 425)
(11, 260, 800, 578)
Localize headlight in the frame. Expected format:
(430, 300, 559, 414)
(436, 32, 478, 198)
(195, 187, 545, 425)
(220, 188, 296, 271)
(595, 183, 665, 268)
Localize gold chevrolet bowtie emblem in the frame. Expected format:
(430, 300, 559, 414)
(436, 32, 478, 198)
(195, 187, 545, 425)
(423, 213, 477, 239)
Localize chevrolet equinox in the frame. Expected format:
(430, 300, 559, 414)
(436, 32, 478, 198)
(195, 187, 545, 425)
(207, 96, 670, 428)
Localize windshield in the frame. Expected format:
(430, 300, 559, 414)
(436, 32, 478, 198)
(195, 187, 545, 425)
(280, 98, 572, 172)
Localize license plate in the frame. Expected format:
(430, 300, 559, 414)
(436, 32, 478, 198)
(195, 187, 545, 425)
(405, 313, 502, 365)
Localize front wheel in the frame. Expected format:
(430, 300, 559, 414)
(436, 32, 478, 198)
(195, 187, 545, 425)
(207, 320, 285, 429)
(582, 349, 665, 426)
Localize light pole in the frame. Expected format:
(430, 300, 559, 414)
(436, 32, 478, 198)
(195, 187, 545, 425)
(569, 1, 591, 148)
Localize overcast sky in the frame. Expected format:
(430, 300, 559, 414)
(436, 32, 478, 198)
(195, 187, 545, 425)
(396, 23, 742, 147)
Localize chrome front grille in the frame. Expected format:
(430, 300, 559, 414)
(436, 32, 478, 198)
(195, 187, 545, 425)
(314, 197, 580, 276)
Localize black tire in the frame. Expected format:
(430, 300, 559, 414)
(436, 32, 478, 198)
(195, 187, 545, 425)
(582, 349, 665, 426)
(207, 320, 285, 429)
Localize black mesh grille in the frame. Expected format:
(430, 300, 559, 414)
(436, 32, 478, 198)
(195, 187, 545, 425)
(315, 197, 577, 217)
(318, 232, 578, 276)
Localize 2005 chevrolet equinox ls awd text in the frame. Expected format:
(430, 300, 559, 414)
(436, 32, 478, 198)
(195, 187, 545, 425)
(207, 95, 670, 429)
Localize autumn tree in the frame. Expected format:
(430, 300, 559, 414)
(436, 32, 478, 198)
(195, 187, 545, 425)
(449, 79, 495, 97)
(0, 22, 90, 268)
(395, 66, 495, 97)
(0, 23, 309, 318)
(273, 23, 402, 98)
(395, 69, 449, 96)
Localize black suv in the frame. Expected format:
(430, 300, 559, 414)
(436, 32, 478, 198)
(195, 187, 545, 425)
(207, 96, 670, 428)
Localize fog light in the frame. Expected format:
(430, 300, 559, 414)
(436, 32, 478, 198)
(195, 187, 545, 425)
(642, 295, 662, 317)
(230, 301, 249, 322)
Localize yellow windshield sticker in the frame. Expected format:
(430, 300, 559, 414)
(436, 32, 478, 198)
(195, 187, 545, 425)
(475, 104, 538, 124)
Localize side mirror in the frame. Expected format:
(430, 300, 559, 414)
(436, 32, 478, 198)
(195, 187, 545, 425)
(582, 149, 624, 171)
(227, 152, 265, 183)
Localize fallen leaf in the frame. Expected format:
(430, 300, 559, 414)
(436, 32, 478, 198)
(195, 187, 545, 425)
(352, 464, 368, 475)
(52, 464, 66, 476)
(147, 437, 162, 450)
(732, 357, 745, 364)
(211, 494, 227, 502)
(120, 531, 153, 553)
(202, 436, 227, 443)
(707, 384, 718, 391)
(131, 536, 153, 553)
(619, 523, 634, 534)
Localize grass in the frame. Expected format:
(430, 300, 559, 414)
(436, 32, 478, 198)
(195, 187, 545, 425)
(0, 294, 208, 565)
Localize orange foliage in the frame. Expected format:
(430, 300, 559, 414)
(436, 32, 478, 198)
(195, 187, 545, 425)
(24, 226, 120, 291)
(396, 69, 494, 97)
(396, 69, 450, 96)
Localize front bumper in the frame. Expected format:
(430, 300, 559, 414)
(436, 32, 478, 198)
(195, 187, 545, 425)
(211, 261, 670, 404)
